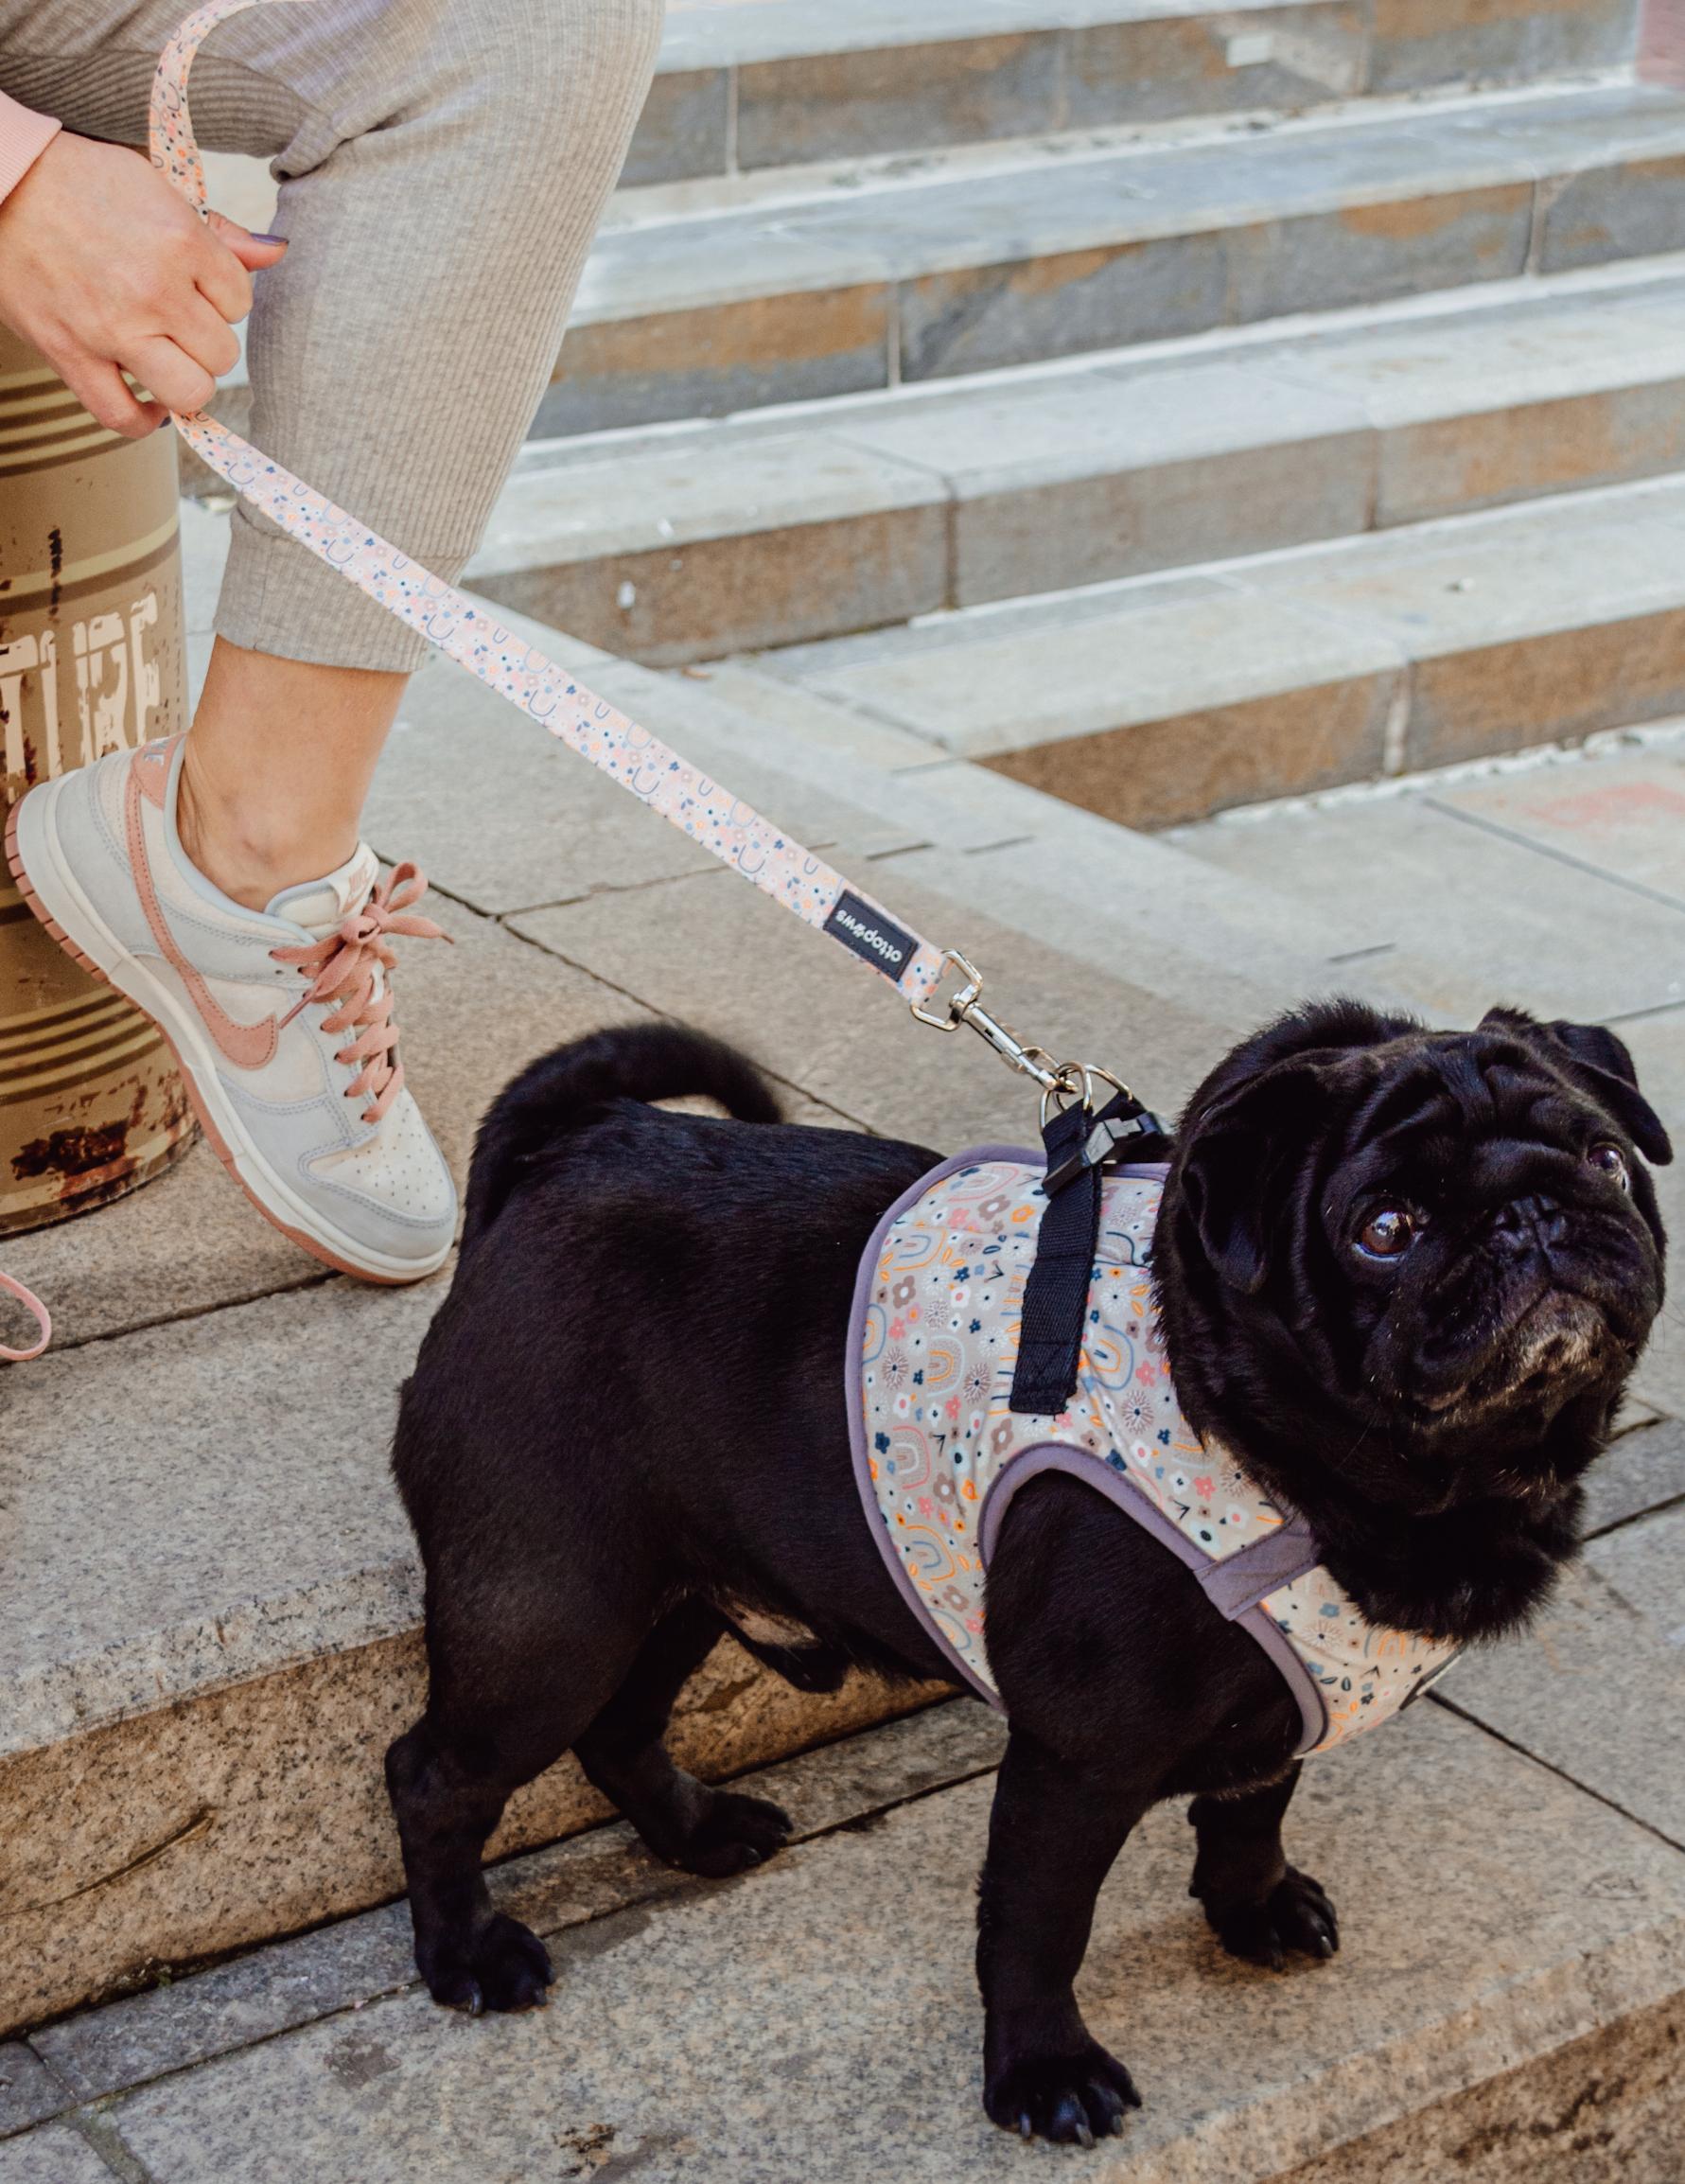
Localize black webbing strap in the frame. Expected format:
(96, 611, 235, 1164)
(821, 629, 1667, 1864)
(1009, 1092, 1169, 1417)
(1009, 1101, 1105, 1414)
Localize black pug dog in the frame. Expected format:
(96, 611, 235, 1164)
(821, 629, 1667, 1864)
(386, 1000, 1668, 2145)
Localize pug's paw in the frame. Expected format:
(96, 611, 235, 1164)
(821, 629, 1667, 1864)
(675, 1789, 793, 1878)
(1209, 1867, 1339, 1970)
(422, 1912, 553, 2015)
(985, 2042, 1142, 2146)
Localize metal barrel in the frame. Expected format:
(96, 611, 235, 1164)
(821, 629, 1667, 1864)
(0, 326, 195, 1232)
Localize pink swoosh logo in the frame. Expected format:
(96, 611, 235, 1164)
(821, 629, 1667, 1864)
(126, 751, 281, 1071)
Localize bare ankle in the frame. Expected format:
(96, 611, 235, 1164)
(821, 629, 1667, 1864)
(176, 749, 358, 912)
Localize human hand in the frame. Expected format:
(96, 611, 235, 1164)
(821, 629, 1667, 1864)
(0, 129, 287, 436)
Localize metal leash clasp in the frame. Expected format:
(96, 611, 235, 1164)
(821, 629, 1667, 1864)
(909, 951, 1064, 1092)
(911, 951, 1163, 1172)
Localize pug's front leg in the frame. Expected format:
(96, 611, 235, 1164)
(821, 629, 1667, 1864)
(976, 1731, 1149, 2146)
(1187, 1768, 1339, 1969)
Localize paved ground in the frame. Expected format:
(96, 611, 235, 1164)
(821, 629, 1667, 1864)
(2, 495, 1681, 2177)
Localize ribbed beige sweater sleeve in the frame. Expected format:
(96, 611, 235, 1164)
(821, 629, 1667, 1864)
(0, 0, 664, 669)
(0, 91, 59, 204)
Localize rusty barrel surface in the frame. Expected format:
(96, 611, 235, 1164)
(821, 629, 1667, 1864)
(0, 326, 194, 1232)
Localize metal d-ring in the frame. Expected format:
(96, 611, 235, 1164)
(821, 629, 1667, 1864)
(1038, 1060, 1134, 1128)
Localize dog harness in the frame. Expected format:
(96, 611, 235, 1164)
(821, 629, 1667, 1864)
(849, 1152, 1460, 1754)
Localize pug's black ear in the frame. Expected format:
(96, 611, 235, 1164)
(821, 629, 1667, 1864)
(1177, 1063, 1325, 1295)
(1481, 1010, 1673, 1166)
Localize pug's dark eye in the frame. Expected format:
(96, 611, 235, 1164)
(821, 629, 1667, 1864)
(1356, 1206, 1416, 1259)
(1588, 1141, 1630, 1191)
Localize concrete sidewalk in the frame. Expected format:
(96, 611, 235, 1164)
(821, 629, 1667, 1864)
(1, 497, 1681, 2178)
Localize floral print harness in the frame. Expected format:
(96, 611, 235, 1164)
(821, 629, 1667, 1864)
(849, 1152, 1460, 1754)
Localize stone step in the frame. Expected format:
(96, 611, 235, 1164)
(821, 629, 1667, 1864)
(0, 1263, 956, 2043)
(6, 1455, 1683, 2184)
(628, 0, 1641, 184)
(470, 255, 1685, 663)
(1164, 736, 1685, 978)
(543, 79, 1685, 435)
(746, 470, 1685, 827)
(128, 503, 1365, 1282)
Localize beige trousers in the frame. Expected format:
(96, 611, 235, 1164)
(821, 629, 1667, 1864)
(0, 0, 665, 668)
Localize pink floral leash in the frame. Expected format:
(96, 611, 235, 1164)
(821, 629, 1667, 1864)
(155, 12, 1119, 1118)
(151, 0, 959, 1003)
(0, 0, 1141, 1370)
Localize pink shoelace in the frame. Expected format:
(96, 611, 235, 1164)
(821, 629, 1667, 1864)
(272, 862, 448, 1125)
(0, 1271, 51, 1363)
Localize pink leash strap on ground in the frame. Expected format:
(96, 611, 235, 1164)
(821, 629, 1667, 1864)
(149, 0, 953, 1010)
(0, 1269, 50, 1362)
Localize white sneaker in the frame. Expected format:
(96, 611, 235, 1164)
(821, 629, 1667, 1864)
(6, 735, 457, 1282)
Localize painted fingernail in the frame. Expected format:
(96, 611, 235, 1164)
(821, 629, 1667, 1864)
(252, 231, 288, 246)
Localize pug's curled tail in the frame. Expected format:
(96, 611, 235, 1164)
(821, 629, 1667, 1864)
(463, 1022, 782, 1244)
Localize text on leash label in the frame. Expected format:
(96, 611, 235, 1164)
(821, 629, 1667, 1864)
(823, 891, 918, 980)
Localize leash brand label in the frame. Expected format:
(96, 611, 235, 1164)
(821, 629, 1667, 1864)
(823, 892, 918, 981)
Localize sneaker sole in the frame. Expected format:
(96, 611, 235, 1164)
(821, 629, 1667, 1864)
(6, 781, 451, 1286)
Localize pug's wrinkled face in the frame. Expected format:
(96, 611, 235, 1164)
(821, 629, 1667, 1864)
(1163, 1001, 1670, 1513)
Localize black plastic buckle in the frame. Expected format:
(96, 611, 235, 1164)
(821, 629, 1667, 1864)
(1042, 1092, 1169, 1197)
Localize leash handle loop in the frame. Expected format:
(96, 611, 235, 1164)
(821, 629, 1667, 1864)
(0, 1271, 51, 1363)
